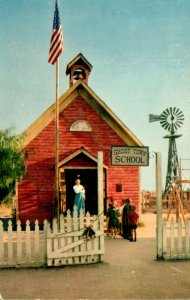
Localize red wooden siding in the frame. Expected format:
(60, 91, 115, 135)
(18, 95, 140, 224)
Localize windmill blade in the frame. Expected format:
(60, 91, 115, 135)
(168, 123, 172, 132)
(165, 122, 170, 131)
(175, 122, 179, 129)
(161, 110, 169, 117)
(177, 118, 185, 123)
(177, 114, 184, 118)
(174, 123, 180, 130)
(177, 118, 184, 123)
(160, 110, 169, 119)
(160, 121, 169, 130)
(176, 111, 184, 118)
(177, 114, 184, 120)
(166, 108, 171, 115)
(149, 114, 161, 123)
(160, 120, 167, 126)
(176, 121, 184, 127)
(173, 107, 177, 115)
(160, 119, 168, 126)
(175, 108, 180, 115)
(160, 113, 167, 120)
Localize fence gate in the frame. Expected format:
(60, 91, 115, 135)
(161, 216, 190, 260)
(47, 208, 105, 266)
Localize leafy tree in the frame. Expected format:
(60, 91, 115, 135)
(0, 129, 27, 203)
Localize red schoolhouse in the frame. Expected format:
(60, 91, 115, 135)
(17, 53, 143, 225)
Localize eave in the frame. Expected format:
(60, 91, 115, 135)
(23, 79, 143, 148)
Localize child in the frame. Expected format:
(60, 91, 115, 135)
(128, 205, 139, 242)
(107, 201, 119, 238)
(122, 198, 132, 239)
(106, 203, 112, 237)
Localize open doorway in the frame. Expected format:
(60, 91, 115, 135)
(65, 169, 98, 215)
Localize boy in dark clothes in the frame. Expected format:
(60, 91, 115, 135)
(128, 205, 139, 242)
(122, 198, 132, 239)
(107, 201, 119, 238)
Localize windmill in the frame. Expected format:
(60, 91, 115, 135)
(149, 107, 186, 222)
(149, 107, 184, 194)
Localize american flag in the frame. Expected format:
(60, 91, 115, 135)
(48, 0, 63, 65)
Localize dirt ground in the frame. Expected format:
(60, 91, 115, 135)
(0, 212, 190, 300)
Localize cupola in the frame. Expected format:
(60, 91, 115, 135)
(66, 53, 93, 87)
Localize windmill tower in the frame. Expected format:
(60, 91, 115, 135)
(149, 107, 184, 194)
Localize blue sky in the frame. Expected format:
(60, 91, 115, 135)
(1, 0, 190, 190)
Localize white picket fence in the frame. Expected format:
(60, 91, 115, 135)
(47, 207, 105, 266)
(0, 219, 48, 268)
(0, 208, 105, 268)
(162, 216, 190, 260)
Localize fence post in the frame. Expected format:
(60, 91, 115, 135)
(162, 217, 167, 259)
(0, 221, 4, 265)
(35, 220, 40, 262)
(46, 222, 52, 266)
(17, 220, 22, 264)
(185, 218, 190, 258)
(43, 219, 48, 263)
(98, 151, 104, 216)
(97, 151, 105, 262)
(8, 220, 13, 264)
(178, 217, 182, 257)
(155, 152, 163, 260)
(26, 220, 31, 263)
(170, 217, 175, 259)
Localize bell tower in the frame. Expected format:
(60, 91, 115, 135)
(66, 53, 93, 87)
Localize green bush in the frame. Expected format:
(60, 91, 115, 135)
(0, 129, 27, 204)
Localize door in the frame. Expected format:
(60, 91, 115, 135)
(65, 169, 98, 215)
(59, 168, 66, 214)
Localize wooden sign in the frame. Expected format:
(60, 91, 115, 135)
(111, 146, 149, 166)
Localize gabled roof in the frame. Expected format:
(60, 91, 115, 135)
(58, 147, 108, 168)
(66, 53, 93, 75)
(23, 79, 143, 147)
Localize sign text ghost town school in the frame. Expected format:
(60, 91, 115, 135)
(111, 146, 149, 166)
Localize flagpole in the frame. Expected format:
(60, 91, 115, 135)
(55, 58, 60, 224)
(48, 0, 63, 225)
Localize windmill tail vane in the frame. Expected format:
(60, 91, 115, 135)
(149, 114, 161, 123)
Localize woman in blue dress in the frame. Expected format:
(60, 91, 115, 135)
(73, 179, 85, 216)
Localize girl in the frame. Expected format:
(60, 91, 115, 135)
(128, 205, 139, 242)
(73, 179, 85, 216)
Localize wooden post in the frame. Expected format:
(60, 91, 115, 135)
(0, 221, 4, 265)
(55, 60, 60, 225)
(170, 217, 175, 259)
(97, 151, 105, 262)
(17, 220, 22, 264)
(8, 220, 13, 264)
(162, 217, 167, 259)
(35, 220, 40, 262)
(26, 220, 31, 263)
(97, 151, 103, 216)
(155, 152, 163, 260)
